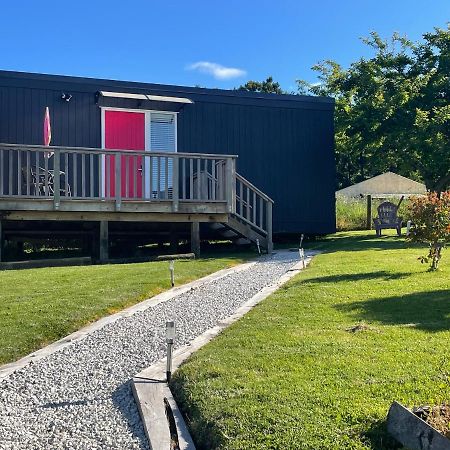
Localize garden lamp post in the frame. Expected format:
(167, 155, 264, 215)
(299, 234, 305, 268)
(169, 260, 175, 287)
(166, 321, 175, 382)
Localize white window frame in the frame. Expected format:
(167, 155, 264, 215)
(100, 107, 178, 198)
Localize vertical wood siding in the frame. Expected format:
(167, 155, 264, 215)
(177, 102, 335, 233)
(0, 74, 335, 233)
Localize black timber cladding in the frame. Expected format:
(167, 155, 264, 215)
(0, 70, 335, 234)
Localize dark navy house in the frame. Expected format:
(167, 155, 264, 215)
(0, 70, 335, 261)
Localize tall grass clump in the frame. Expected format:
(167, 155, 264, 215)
(336, 196, 369, 231)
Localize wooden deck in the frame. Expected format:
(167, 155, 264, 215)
(0, 143, 273, 261)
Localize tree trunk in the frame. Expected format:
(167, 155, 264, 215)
(431, 243, 443, 270)
(433, 172, 450, 194)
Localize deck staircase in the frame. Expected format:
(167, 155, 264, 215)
(207, 214, 270, 250)
(203, 171, 273, 252)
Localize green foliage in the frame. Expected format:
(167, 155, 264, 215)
(298, 26, 450, 191)
(407, 191, 450, 270)
(0, 255, 247, 364)
(238, 76, 286, 94)
(172, 232, 450, 449)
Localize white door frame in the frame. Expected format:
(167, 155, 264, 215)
(100, 107, 178, 198)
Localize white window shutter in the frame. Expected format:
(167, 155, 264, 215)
(150, 113, 176, 198)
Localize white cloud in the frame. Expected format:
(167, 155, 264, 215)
(187, 61, 246, 80)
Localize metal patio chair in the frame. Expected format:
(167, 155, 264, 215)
(22, 166, 71, 197)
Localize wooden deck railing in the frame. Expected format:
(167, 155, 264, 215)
(0, 143, 235, 208)
(0, 143, 273, 240)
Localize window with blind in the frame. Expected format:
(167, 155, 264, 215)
(149, 112, 176, 198)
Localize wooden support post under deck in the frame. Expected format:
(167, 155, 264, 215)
(99, 221, 109, 262)
(266, 202, 273, 254)
(190, 221, 200, 257)
(169, 225, 179, 253)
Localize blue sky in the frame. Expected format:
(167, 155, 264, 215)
(1, 1, 448, 90)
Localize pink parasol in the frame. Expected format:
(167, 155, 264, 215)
(43, 106, 53, 158)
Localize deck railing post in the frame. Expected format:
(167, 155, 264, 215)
(266, 201, 273, 254)
(172, 156, 179, 212)
(115, 152, 121, 211)
(225, 157, 236, 214)
(53, 149, 60, 210)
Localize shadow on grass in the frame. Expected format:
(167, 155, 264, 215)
(305, 234, 421, 254)
(170, 374, 225, 450)
(363, 419, 402, 450)
(336, 289, 450, 332)
(301, 270, 411, 284)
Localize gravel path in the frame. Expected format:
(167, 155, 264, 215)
(0, 252, 298, 450)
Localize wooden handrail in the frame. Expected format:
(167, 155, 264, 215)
(236, 173, 274, 203)
(0, 143, 238, 160)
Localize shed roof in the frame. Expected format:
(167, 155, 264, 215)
(336, 172, 427, 198)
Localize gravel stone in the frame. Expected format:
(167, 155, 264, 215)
(0, 252, 298, 450)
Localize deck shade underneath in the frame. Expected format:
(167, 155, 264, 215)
(0, 70, 336, 234)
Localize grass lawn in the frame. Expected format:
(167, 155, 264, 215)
(0, 253, 249, 365)
(172, 231, 450, 449)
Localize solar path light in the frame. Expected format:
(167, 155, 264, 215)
(166, 321, 175, 382)
(169, 260, 175, 287)
(256, 238, 261, 255)
(299, 234, 305, 268)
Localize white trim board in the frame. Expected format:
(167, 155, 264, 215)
(99, 91, 193, 104)
(99, 106, 180, 114)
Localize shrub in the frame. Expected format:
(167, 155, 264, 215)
(407, 191, 450, 270)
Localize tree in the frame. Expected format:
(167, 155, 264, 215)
(238, 76, 286, 94)
(298, 26, 450, 191)
(407, 191, 450, 270)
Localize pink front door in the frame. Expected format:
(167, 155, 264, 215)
(104, 110, 145, 198)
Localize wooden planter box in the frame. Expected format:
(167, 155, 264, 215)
(387, 401, 450, 450)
